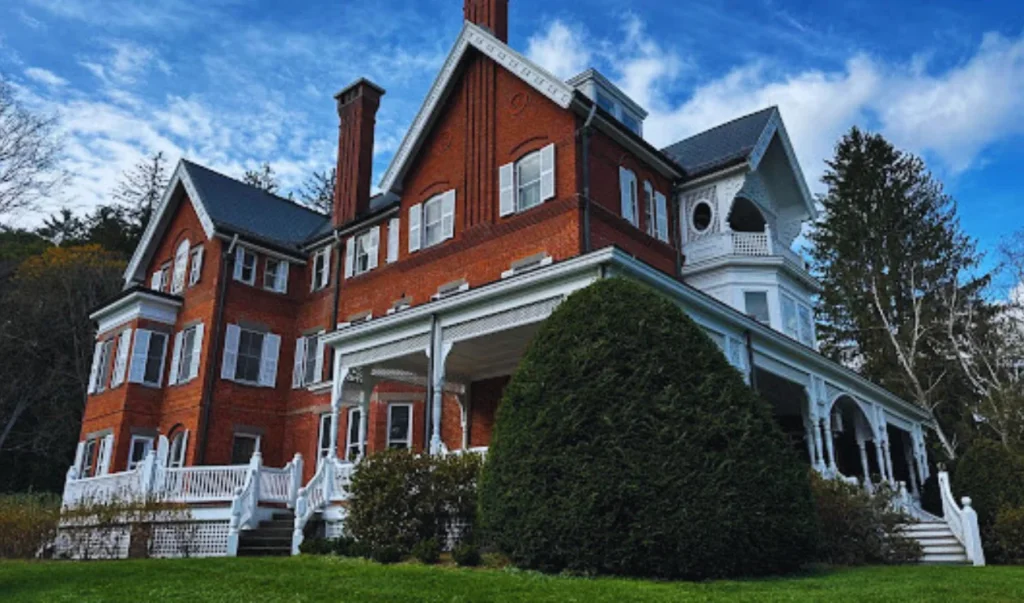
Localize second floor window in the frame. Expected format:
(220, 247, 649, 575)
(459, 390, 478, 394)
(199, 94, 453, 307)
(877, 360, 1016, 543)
(169, 324, 204, 386)
(744, 291, 770, 324)
(499, 144, 556, 217)
(234, 247, 256, 285)
(264, 258, 289, 293)
(88, 339, 115, 394)
(408, 190, 455, 252)
(292, 332, 323, 388)
(619, 167, 638, 227)
(171, 239, 190, 294)
(127, 330, 169, 387)
(222, 324, 281, 387)
(781, 294, 815, 347)
(311, 247, 330, 291)
(345, 227, 379, 278)
(236, 329, 264, 383)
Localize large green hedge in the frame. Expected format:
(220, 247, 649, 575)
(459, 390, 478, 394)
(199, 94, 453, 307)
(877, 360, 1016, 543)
(953, 440, 1024, 534)
(478, 278, 818, 580)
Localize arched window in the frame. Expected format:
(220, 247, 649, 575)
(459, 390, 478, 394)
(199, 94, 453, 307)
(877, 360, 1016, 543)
(171, 239, 190, 294)
(168, 430, 188, 468)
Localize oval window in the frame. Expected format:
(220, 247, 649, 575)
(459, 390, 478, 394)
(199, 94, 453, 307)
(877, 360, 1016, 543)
(692, 202, 713, 232)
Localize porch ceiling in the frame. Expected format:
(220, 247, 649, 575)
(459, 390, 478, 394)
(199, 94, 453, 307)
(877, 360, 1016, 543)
(446, 322, 542, 382)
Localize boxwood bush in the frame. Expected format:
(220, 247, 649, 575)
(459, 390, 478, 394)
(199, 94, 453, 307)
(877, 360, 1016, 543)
(478, 278, 818, 580)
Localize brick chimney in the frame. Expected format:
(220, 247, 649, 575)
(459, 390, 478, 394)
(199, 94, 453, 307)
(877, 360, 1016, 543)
(333, 78, 385, 227)
(464, 0, 508, 43)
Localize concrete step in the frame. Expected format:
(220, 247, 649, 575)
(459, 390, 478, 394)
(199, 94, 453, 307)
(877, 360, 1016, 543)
(920, 544, 967, 555)
(921, 552, 969, 565)
(902, 522, 948, 532)
(917, 537, 961, 548)
(906, 529, 955, 539)
(271, 512, 294, 521)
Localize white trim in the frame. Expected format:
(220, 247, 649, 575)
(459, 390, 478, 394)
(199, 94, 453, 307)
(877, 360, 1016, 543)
(344, 407, 364, 461)
(124, 161, 216, 286)
(214, 233, 307, 264)
(379, 22, 574, 194)
(128, 435, 155, 470)
(746, 109, 816, 220)
(90, 290, 182, 335)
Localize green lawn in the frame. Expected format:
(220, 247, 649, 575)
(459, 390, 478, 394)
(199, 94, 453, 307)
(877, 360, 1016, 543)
(1, 557, 1022, 602)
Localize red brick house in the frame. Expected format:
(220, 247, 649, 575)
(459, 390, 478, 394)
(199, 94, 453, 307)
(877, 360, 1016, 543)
(62, 0, 984, 565)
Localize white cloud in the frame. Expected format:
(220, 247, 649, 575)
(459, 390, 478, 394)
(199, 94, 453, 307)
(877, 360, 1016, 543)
(528, 19, 1024, 186)
(526, 21, 592, 80)
(80, 41, 169, 87)
(24, 67, 67, 87)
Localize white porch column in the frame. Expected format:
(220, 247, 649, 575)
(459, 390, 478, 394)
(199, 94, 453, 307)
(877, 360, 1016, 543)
(803, 419, 818, 466)
(884, 440, 896, 485)
(328, 355, 350, 462)
(874, 440, 888, 483)
(857, 440, 871, 485)
(457, 392, 469, 451)
(812, 420, 826, 472)
(429, 337, 453, 455)
(357, 391, 369, 460)
(822, 414, 837, 474)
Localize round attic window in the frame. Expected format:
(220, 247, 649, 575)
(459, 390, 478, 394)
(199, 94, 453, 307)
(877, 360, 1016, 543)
(692, 201, 713, 233)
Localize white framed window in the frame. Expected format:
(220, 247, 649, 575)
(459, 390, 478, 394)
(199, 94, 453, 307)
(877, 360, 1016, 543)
(95, 339, 114, 393)
(691, 201, 714, 234)
(233, 247, 256, 285)
(231, 433, 260, 465)
(110, 328, 132, 388)
(311, 247, 331, 291)
(797, 304, 814, 347)
(781, 293, 813, 346)
(318, 413, 333, 460)
(292, 331, 324, 388)
(80, 438, 98, 478)
(128, 435, 154, 470)
(346, 407, 364, 461)
(168, 431, 188, 469)
(188, 246, 204, 287)
(387, 403, 413, 450)
(264, 258, 289, 293)
(642, 182, 669, 243)
(499, 144, 555, 218)
(222, 324, 280, 387)
(423, 194, 445, 248)
(386, 217, 400, 263)
(128, 330, 169, 387)
(151, 263, 171, 293)
(345, 227, 379, 278)
(744, 291, 770, 324)
(408, 191, 455, 253)
(619, 167, 638, 227)
(171, 239, 190, 294)
(169, 324, 203, 386)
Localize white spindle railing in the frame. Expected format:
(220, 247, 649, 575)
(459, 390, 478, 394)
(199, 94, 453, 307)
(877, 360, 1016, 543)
(226, 453, 262, 557)
(62, 467, 143, 507)
(292, 457, 334, 555)
(259, 467, 292, 504)
(158, 465, 250, 503)
(938, 470, 985, 566)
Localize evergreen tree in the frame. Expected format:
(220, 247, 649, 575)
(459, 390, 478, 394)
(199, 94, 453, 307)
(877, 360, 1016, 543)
(810, 127, 982, 458)
(113, 151, 169, 247)
(242, 162, 279, 194)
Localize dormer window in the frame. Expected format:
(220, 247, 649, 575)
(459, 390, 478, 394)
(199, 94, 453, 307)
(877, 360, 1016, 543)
(569, 70, 647, 136)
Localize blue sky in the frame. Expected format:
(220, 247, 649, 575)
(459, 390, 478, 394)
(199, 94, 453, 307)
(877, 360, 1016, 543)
(2, 0, 1023, 281)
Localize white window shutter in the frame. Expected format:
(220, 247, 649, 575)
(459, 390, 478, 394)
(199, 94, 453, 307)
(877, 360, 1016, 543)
(221, 324, 241, 380)
(168, 331, 184, 386)
(291, 337, 306, 388)
(387, 217, 400, 263)
(176, 430, 190, 468)
(313, 336, 325, 384)
(540, 144, 556, 202)
(276, 261, 289, 293)
(233, 248, 245, 281)
(408, 204, 422, 252)
(111, 329, 132, 387)
(88, 342, 104, 394)
(441, 190, 456, 240)
(368, 226, 380, 270)
(72, 441, 86, 476)
(259, 333, 281, 387)
(344, 237, 355, 278)
(97, 434, 114, 475)
(619, 167, 635, 225)
(320, 249, 331, 287)
(499, 163, 515, 216)
(150, 270, 163, 291)
(189, 323, 204, 380)
(190, 246, 204, 286)
(655, 192, 669, 242)
(128, 330, 151, 384)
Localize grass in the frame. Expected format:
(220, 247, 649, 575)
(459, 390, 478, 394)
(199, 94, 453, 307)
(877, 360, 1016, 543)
(1, 556, 1023, 602)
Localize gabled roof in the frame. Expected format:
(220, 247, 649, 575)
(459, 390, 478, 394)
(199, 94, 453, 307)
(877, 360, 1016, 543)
(379, 21, 576, 194)
(123, 159, 329, 285)
(661, 107, 776, 177)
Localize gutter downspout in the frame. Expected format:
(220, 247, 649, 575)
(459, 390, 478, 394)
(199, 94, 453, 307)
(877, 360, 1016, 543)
(329, 230, 344, 368)
(197, 233, 238, 465)
(580, 104, 597, 254)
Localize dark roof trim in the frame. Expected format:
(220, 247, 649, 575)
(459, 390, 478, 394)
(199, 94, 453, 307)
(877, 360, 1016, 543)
(305, 199, 402, 249)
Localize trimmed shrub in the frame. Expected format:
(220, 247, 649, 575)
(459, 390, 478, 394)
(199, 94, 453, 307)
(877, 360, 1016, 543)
(478, 278, 818, 580)
(810, 473, 921, 565)
(299, 537, 332, 556)
(453, 543, 481, 567)
(0, 493, 60, 559)
(412, 538, 441, 564)
(992, 506, 1024, 565)
(331, 535, 364, 558)
(346, 449, 484, 555)
(952, 440, 1024, 535)
(371, 544, 403, 564)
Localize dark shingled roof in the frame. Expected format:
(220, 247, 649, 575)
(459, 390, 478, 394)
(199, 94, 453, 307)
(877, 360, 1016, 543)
(182, 160, 329, 251)
(661, 107, 776, 178)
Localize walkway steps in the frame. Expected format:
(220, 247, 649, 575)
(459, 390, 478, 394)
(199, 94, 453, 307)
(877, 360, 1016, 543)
(237, 511, 294, 557)
(901, 521, 969, 565)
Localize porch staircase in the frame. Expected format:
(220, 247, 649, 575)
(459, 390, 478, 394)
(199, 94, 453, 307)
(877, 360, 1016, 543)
(237, 511, 295, 557)
(902, 521, 969, 565)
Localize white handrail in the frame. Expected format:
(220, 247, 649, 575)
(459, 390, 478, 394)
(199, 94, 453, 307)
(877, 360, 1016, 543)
(937, 470, 985, 566)
(292, 456, 332, 555)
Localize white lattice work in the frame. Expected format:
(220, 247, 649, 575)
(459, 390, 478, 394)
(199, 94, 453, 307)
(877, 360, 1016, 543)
(55, 525, 131, 560)
(443, 296, 563, 343)
(342, 333, 430, 367)
(150, 521, 230, 558)
(731, 232, 770, 256)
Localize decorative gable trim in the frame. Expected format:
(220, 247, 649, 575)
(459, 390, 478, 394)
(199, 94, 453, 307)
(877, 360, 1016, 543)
(379, 22, 575, 195)
(124, 161, 217, 286)
(746, 109, 816, 219)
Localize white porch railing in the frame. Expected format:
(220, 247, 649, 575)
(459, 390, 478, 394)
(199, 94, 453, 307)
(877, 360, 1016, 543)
(684, 231, 805, 268)
(938, 470, 985, 566)
(62, 467, 144, 507)
(157, 465, 250, 503)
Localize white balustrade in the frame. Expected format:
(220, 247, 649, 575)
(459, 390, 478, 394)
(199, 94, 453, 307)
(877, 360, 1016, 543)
(937, 470, 985, 566)
(62, 468, 143, 507)
(158, 465, 250, 503)
(684, 231, 805, 268)
(259, 467, 292, 504)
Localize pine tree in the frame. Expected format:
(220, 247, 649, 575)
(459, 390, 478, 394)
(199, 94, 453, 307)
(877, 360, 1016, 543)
(113, 151, 169, 247)
(242, 162, 279, 194)
(810, 127, 981, 458)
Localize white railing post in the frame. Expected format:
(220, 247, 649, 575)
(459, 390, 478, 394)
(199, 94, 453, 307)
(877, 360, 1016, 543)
(139, 450, 158, 497)
(249, 450, 263, 506)
(227, 491, 243, 556)
(292, 490, 308, 555)
(961, 497, 986, 567)
(321, 456, 334, 502)
(765, 224, 775, 255)
(288, 453, 304, 509)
